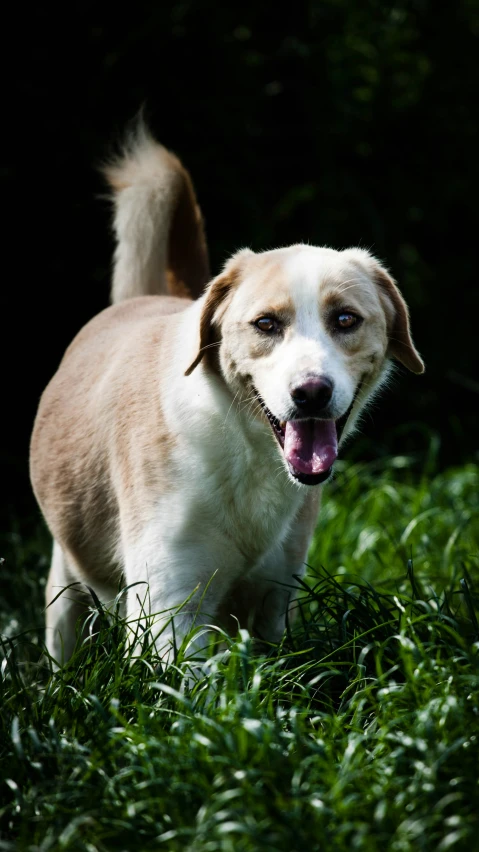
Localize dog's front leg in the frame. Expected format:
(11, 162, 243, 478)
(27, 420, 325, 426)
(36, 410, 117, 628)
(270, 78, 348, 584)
(250, 492, 320, 644)
(123, 541, 236, 665)
(243, 559, 301, 646)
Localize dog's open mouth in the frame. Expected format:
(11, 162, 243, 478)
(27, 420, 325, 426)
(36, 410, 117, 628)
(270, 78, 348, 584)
(256, 394, 352, 486)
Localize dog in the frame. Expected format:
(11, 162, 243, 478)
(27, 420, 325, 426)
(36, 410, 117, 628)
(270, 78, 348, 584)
(30, 125, 424, 664)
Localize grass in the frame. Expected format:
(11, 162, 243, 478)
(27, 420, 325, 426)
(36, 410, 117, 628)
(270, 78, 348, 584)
(0, 446, 478, 851)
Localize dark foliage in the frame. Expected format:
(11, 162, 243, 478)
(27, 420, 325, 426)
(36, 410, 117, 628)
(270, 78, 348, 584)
(3, 0, 479, 519)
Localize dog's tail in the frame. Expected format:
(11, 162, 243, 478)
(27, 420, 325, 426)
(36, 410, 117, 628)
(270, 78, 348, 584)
(103, 123, 210, 304)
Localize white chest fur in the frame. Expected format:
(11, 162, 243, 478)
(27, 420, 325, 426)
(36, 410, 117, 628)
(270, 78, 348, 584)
(164, 361, 305, 569)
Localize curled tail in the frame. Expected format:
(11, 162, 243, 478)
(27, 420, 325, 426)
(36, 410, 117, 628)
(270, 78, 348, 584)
(103, 124, 210, 304)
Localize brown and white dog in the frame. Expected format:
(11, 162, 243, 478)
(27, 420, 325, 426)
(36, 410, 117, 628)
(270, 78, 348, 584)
(30, 126, 424, 664)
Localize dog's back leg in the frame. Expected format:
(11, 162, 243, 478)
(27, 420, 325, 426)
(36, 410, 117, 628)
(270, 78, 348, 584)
(45, 541, 90, 666)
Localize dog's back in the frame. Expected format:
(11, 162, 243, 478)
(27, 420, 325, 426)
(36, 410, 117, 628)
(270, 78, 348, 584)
(103, 124, 210, 303)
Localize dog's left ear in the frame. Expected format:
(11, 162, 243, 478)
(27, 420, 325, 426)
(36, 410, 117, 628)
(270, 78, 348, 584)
(373, 264, 425, 374)
(185, 249, 253, 376)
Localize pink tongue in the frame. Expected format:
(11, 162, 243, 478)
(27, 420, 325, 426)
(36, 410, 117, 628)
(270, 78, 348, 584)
(284, 420, 338, 476)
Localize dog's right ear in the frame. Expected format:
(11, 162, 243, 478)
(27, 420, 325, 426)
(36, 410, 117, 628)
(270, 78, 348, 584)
(185, 249, 253, 376)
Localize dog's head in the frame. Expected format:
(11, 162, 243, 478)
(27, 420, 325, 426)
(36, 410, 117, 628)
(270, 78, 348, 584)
(186, 245, 424, 486)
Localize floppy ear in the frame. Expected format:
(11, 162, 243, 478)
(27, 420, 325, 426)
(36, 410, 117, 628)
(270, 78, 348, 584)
(373, 265, 425, 374)
(184, 249, 253, 376)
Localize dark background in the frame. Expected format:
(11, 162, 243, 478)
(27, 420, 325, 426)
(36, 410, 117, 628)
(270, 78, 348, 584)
(3, 0, 479, 520)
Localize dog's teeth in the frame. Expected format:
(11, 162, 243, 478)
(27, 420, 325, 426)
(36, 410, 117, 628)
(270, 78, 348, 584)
(255, 393, 285, 439)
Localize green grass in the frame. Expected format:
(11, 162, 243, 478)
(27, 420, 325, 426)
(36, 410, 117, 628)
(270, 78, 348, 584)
(1, 450, 478, 851)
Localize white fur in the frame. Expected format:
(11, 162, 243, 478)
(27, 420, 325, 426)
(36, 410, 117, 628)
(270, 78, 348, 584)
(249, 248, 358, 423)
(121, 310, 307, 656)
(32, 133, 423, 666)
(107, 128, 183, 302)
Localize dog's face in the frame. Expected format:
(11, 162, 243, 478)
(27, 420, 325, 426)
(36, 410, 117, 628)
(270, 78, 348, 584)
(187, 245, 424, 486)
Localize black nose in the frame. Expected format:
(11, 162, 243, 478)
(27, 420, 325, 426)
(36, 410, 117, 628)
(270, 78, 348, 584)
(290, 377, 334, 416)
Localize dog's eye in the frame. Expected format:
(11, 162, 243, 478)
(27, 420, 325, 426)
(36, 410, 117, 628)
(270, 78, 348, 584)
(255, 317, 281, 334)
(336, 312, 361, 331)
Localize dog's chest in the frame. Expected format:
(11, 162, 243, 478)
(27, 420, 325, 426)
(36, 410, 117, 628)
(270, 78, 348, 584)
(176, 422, 303, 564)
(221, 466, 296, 559)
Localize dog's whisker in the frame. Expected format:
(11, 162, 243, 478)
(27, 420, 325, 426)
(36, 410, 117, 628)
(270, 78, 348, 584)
(238, 397, 259, 412)
(330, 280, 363, 297)
(333, 276, 360, 287)
(244, 403, 263, 425)
(195, 341, 222, 355)
(223, 390, 241, 428)
(239, 403, 261, 420)
(234, 390, 248, 412)
(273, 465, 289, 483)
(388, 336, 417, 348)
(239, 398, 263, 418)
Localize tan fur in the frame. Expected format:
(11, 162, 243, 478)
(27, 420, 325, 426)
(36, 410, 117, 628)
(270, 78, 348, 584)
(31, 297, 190, 578)
(373, 267, 424, 373)
(103, 125, 209, 303)
(185, 251, 298, 375)
(30, 129, 423, 665)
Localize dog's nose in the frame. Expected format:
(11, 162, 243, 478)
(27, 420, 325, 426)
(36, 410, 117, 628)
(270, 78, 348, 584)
(290, 377, 334, 416)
